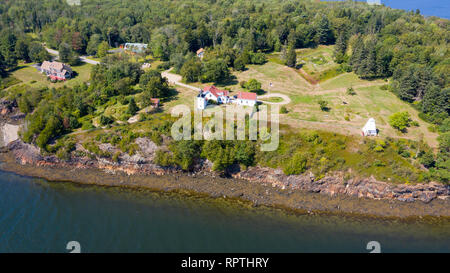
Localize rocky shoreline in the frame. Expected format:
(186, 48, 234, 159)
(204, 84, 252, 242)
(1, 139, 449, 217)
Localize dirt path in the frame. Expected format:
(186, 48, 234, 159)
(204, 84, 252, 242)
(162, 69, 202, 92)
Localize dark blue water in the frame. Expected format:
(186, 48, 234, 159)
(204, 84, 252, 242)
(0, 170, 449, 253)
(328, 0, 449, 19)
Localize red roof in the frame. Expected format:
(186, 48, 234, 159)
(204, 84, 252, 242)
(237, 91, 257, 101)
(151, 98, 160, 105)
(203, 86, 229, 97)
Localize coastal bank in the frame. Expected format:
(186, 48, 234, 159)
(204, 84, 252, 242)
(0, 140, 449, 218)
(1, 98, 449, 218)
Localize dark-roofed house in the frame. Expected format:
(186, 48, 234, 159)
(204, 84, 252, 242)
(40, 61, 73, 81)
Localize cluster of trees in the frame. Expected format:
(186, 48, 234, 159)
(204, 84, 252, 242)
(15, 84, 90, 150)
(0, 0, 448, 182)
(139, 69, 171, 106)
(179, 48, 266, 83)
(0, 29, 50, 77)
(2, 1, 446, 118)
(12, 52, 173, 150)
(155, 140, 256, 171)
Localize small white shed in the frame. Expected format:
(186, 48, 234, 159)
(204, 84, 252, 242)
(362, 118, 377, 136)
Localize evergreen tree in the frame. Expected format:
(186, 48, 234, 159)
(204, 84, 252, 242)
(359, 38, 377, 79)
(350, 36, 364, 74)
(127, 97, 139, 115)
(0, 52, 6, 76)
(315, 15, 334, 45)
(59, 43, 72, 63)
(15, 39, 30, 62)
(422, 85, 450, 115)
(333, 31, 347, 63)
(0, 30, 17, 68)
(285, 44, 297, 68)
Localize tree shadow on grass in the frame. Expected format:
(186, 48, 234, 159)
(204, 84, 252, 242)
(215, 75, 239, 86)
(255, 89, 267, 95)
(161, 87, 180, 103)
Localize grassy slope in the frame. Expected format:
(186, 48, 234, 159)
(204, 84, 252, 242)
(207, 46, 439, 148)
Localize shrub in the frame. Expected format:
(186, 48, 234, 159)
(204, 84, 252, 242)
(99, 115, 114, 126)
(373, 160, 386, 167)
(389, 111, 411, 132)
(280, 106, 288, 114)
(318, 100, 329, 111)
(154, 149, 173, 167)
(346, 87, 356, 95)
(283, 153, 307, 175)
(419, 151, 435, 168)
(243, 79, 261, 93)
(112, 152, 121, 163)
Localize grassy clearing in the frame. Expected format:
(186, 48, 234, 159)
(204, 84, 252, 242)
(319, 72, 386, 90)
(202, 46, 439, 147)
(9, 62, 93, 89)
(267, 45, 343, 83)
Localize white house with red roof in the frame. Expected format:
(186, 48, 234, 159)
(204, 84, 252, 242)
(202, 86, 230, 104)
(233, 91, 257, 107)
(196, 85, 257, 110)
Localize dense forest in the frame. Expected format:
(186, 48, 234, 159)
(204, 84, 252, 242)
(0, 0, 448, 183)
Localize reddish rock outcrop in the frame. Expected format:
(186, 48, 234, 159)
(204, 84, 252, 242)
(4, 139, 450, 204)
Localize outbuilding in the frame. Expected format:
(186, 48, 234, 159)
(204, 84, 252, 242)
(362, 118, 378, 136)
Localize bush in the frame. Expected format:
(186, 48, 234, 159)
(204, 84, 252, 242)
(389, 111, 411, 132)
(419, 151, 435, 168)
(99, 115, 114, 126)
(318, 100, 329, 111)
(373, 160, 386, 167)
(243, 79, 261, 93)
(346, 87, 356, 95)
(81, 121, 95, 130)
(283, 153, 307, 175)
(249, 52, 267, 65)
(280, 106, 288, 114)
(154, 149, 173, 167)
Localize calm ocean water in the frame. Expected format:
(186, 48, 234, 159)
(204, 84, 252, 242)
(0, 169, 449, 253)
(330, 0, 449, 19)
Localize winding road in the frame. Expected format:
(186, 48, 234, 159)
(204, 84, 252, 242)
(161, 69, 202, 92)
(44, 46, 100, 65)
(161, 69, 291, 105)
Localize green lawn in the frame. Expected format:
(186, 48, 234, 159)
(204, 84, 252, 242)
(260, 97, 284, 103)
(9, 62, 93, 89)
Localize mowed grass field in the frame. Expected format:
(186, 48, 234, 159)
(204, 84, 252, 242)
(9, 62, 93, 89)
(221, 46, 438, 147)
